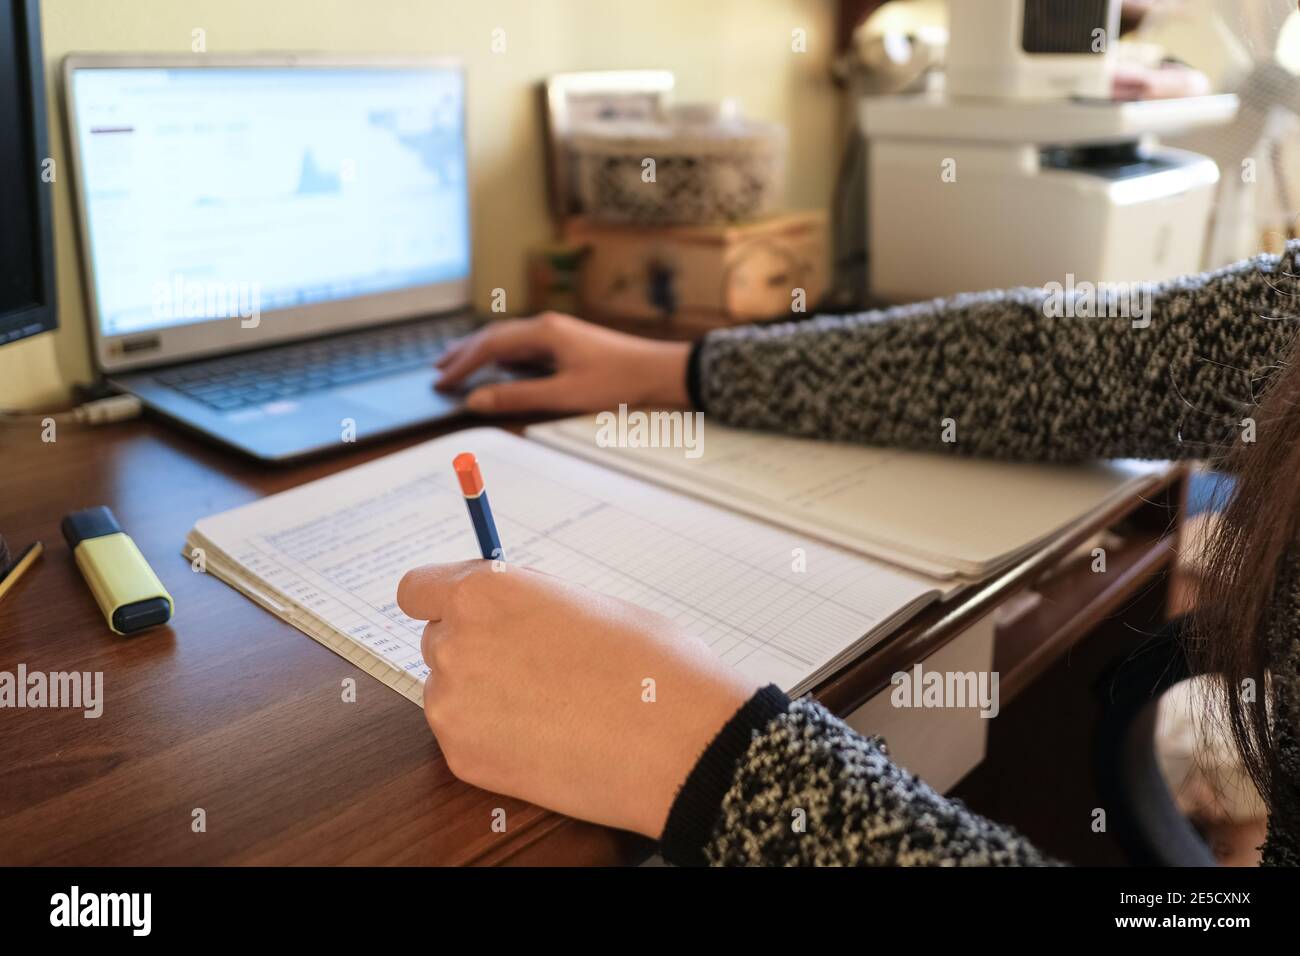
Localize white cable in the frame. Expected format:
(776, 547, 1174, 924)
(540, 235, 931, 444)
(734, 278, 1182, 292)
(0, 393, 143, 427)
(71, 394, 143, 425)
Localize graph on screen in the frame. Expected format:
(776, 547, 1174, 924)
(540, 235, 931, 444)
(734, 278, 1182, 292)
(71, 66, 470, 337)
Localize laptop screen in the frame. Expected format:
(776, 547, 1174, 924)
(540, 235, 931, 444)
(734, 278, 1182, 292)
(69, 64, 470, 340)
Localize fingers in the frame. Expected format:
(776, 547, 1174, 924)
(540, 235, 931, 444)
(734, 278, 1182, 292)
(464, 375, 576, 414)
(395, 561, 480, 621)
(420, 619, 443, 669)
(435, 318, 559, 390)
(435, 338, 469, 369)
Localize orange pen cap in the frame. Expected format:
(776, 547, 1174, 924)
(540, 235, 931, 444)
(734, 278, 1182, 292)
(453, 452, 485, 496)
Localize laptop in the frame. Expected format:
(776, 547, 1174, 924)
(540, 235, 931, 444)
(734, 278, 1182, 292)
(64, 54, 509, 462)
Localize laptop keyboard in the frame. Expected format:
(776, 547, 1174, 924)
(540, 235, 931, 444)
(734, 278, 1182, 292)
(155, 317, 478, 412)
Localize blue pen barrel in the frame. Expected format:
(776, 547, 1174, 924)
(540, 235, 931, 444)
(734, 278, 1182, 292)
(453, 452, 506, 561)
(466, 491, 504, 561)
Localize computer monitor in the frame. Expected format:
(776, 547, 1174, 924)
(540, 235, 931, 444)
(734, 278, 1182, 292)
(0, 0, 57, 347)
(63, 55, 472, 373)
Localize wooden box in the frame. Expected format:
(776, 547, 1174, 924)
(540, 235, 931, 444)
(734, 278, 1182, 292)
(561, 210, 828, 334)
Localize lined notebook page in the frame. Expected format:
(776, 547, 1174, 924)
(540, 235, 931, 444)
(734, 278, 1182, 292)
(529, 416, 1163, 577)
(189, 427, 939, 700)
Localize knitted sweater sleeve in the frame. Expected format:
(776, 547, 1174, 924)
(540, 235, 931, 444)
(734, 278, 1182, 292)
(660, 686, 1056, 866)
(692, 242, 1300, 461)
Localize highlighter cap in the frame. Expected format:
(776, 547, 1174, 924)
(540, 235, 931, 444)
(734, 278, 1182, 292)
(61, 505, 123, 548)
(453, 452, 485, 497)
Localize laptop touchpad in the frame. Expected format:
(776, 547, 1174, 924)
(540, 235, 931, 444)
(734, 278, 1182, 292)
(336, 369, 459, 420)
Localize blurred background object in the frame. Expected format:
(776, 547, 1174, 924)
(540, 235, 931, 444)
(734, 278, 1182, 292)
(827, 0, 1300, 306)
(1155, 675, 1269, 866)
(526, 243, 587, 317)
(828, 0, 946, 307)
(541, 68, 826, 333)
(858, 0, 1235, 303)
(561, 211, 827, 334)
(1134, 0, 1300, 265)
(0, 0, 57, 350)
(832, 0, 947, 97)
(568, 102, 787, 225)
(945, 0, 1120, 100)
(542, 70, 675, 222)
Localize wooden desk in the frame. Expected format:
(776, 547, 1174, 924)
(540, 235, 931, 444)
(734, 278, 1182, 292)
(0, 417, 1183, 865)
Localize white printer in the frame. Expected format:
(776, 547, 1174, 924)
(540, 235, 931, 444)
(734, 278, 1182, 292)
(861, 0, 1238, 302)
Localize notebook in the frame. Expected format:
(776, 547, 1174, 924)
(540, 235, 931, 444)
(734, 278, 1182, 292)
(186, 421, 1165, 705)
(527, 415, 1164, 579)
(185, 427, 949, 702)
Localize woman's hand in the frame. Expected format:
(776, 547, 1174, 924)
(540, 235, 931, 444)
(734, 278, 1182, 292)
(396, 561, 762, 837)
(435, 312, 692, 415)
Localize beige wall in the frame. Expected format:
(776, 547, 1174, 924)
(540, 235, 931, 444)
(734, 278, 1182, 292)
(0, 0, 841, 408)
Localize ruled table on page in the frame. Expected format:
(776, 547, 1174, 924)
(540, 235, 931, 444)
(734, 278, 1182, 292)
(193, 429, 939, 699)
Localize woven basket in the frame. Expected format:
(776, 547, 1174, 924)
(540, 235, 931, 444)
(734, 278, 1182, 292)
(570, 116, 787, 225)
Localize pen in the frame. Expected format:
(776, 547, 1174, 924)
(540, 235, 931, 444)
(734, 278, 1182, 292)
(453, 452, 505, 561)
(0, 541, 44, 606)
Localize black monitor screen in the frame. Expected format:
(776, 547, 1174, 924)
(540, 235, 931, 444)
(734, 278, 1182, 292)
(0, 0, 56, 346)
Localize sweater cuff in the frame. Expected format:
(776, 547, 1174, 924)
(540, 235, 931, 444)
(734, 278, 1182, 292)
(659, 683, 792, 866)
(685, 337, 708, 413)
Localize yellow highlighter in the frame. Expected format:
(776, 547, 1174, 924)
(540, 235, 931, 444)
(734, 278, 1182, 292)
(61, 506, 173, 635)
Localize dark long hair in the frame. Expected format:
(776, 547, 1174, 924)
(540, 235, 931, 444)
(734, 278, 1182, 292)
(1193, 331, 1300, 816)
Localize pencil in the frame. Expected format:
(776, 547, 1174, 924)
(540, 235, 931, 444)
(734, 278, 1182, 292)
(452, 453, 505, 561)
(0, 541, 44, 605)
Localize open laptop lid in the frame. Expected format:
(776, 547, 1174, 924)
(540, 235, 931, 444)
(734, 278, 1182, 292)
(63, 54, 472, 375)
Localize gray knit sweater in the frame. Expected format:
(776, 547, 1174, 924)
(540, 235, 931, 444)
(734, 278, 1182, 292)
(660, 242, 1300, 867)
